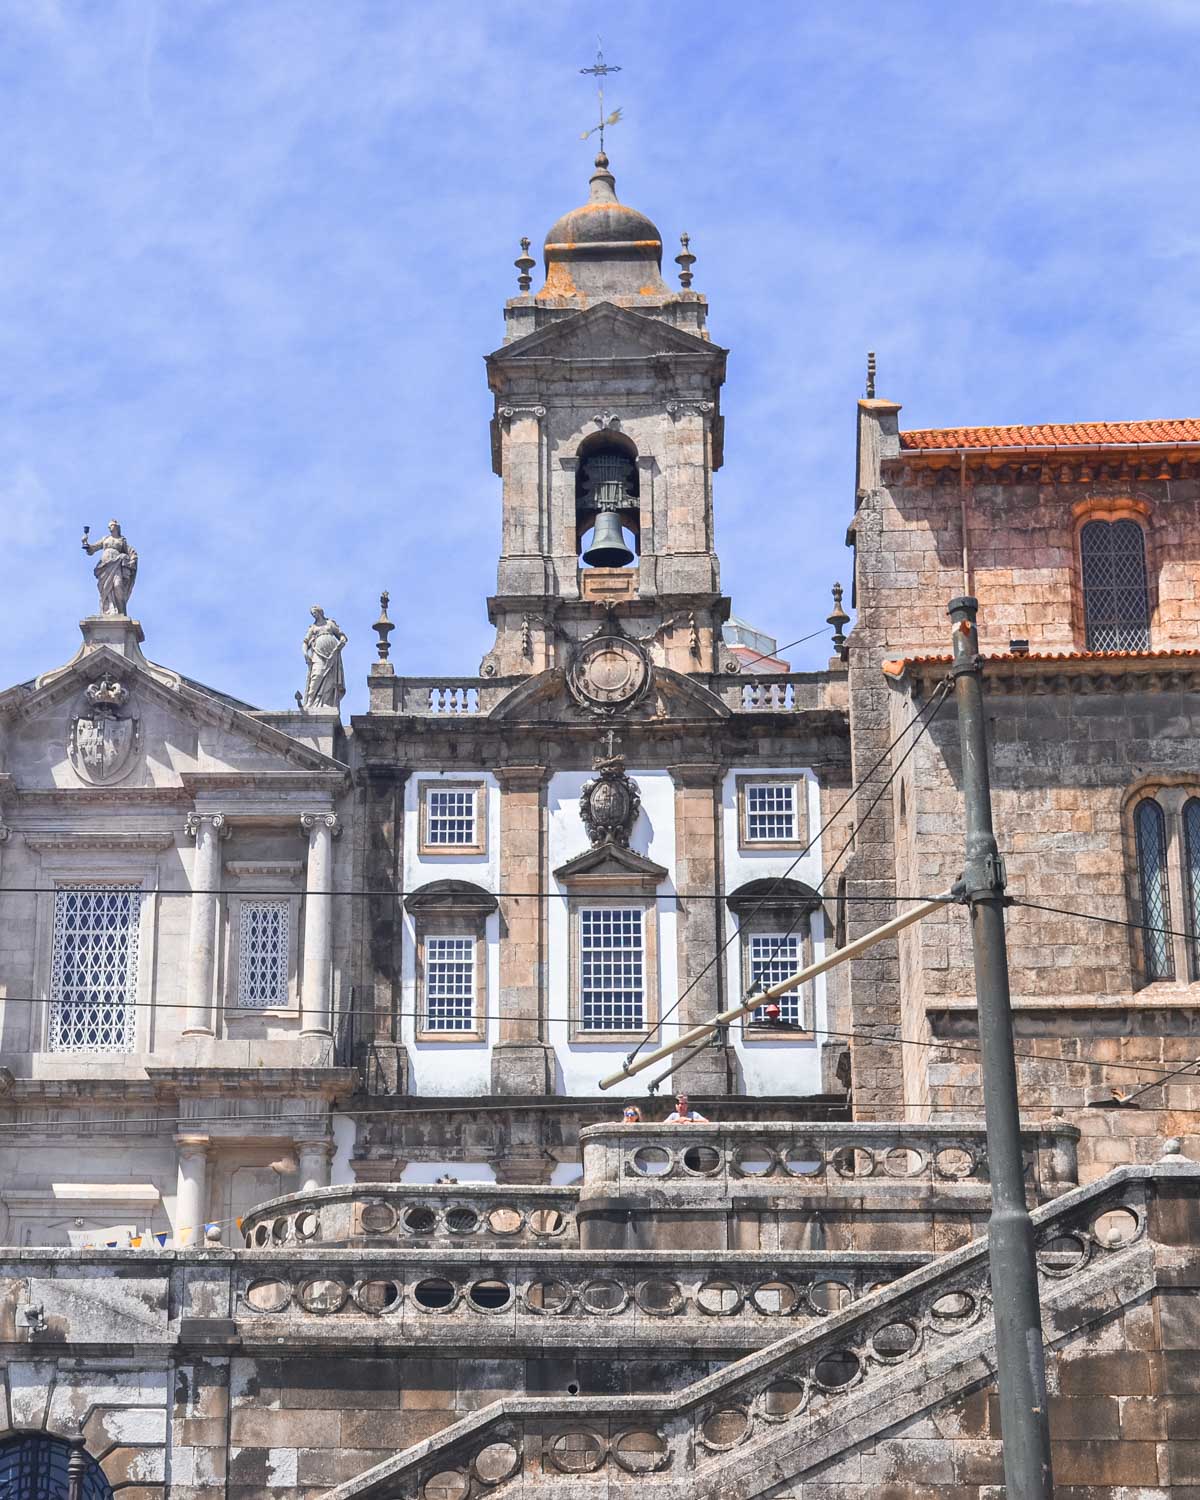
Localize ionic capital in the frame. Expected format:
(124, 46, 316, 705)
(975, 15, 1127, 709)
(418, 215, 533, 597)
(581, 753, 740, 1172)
(184, 811, 230, 842)
(300, 810, 341, 839)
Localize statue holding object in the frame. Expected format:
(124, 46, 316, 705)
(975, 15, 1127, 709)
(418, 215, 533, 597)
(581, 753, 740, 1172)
(81, 520, 138, 617)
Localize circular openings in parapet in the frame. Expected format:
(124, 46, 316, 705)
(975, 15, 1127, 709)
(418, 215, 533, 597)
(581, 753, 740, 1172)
(783, 1142, 824, 1178)
(883, 1145, 926, 1178)
(830, 1145, 875, 1179)
(681, 1144, 721, 1175)
(813, 1351, 861, 1391)
(750, 1279, 799, 1316)
(355, 1280, 401, 1315)
(929, 1289, 977, 1329)
(1036, 1230, 1090, 1277)
(566, 1382, 580, 1396)
(252, 1223, 270, 1248)
(525, 1279, 573, 1315)
(1092, 1205, 1141, 1249)
(807, 1279, 852, 1317)
(631, 1145, 673, 1177)
(423, 1470, 470, 1500)
(760, 1378, 807, 1422)
(635, 1278, 684, 1316)
(871, 1321, 919, 1362)
(360, 1201, 398, 1235)
(528, 1207, 567, 1237)
(472, 1441, 520, 1486)
(580, 1279, 628, 1316)
(546, 1430, 605, 1474)
(934, 1145, 976, 1181)
(413, 1277, 459, 1311)
(444, 1206, 480, 1237)
(401, 1205, 439, 1236)
(468, 1279, 513, 1312)
(699, 1407, 750, 1450)
(611, 1428, 669, 1474)
(487, 1206, 524, 1236)
(270, 1216, 289, 1244)
(696, 1279, 742, 1316)
(244, 1278, 291, 1314)
(297, 1278, 347, 1315)
(294, 1210, 320, 1242)
(732, 1144, 776, 1178)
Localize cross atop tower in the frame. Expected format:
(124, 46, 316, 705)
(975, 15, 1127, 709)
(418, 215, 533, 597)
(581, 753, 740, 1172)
(579, 41, 623, 153)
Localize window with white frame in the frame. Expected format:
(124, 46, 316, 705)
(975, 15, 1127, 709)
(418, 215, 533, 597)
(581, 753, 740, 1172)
(748, 932, 805, 1026)
(739, 777, 805, 848)
(49, 884, 141, 1053)
(237, 899, 290, 1008)
(579, 906, 644, 1031)
(420, 782, 486, 855)
(424, 935, 476, 1031)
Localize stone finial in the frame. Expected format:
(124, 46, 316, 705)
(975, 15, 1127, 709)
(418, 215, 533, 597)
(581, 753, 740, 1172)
(515, 236, 535, 293)
(675, 232, 696, 289)
(827, 582, 850, 654)
(1161, 1136, 1187, 1161)
(372, 591, 395, 663)
(866, 350, 876, 399)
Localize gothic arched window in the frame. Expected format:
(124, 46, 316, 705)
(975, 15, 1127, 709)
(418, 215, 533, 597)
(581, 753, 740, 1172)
(1184, 798, 1200, 979)
(0, 1435, 113, 1500)
(1134, 797, 1173, 980)
(1080, 518, 1150, 651)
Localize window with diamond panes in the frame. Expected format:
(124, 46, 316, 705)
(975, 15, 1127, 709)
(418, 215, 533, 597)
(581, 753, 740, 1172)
(426, 787, 477, 847)
(0, 1434, 114, 1500)
(424, 935, 475, 1031)
(1081, 518, 1151, 651)
(1185, 799, 1200, 980)
(49, 884, 141, 1053)
(745, 782, 797, 842)
(749, 933, 805, 1026)
(580, 907, 644, 1031)
(1135, 798, 1173, 980)
(237, 900, 290, 1008)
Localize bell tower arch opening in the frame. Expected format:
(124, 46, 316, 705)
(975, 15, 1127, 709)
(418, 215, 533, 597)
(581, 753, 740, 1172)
(576, 430, 640, 570)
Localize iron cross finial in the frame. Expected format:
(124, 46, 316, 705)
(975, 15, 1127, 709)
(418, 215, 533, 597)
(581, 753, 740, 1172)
(603, 728, 620, 760)
(579, 39, 623, 153)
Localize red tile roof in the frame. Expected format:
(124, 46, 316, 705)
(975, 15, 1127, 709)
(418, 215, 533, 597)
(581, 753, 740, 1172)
(898, 420, 1200, 451)
(882, 647, 1200, 677)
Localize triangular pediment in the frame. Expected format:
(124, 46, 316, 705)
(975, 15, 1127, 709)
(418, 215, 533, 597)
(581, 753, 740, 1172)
(489, 301, 726, 365)
(488, 663, 732, 726)
(554, 839, 668, 889)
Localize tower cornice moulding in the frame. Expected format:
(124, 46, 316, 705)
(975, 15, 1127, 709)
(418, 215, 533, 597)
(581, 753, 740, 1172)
(22, 830, 177, 853)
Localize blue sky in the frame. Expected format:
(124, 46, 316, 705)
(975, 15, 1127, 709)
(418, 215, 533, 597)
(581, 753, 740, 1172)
(4, 0, 1199, 710)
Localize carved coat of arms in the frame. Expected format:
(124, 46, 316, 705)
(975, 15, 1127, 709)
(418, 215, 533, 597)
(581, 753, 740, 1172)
(580, 744, 641, 848)
(69, 674, 140, 784)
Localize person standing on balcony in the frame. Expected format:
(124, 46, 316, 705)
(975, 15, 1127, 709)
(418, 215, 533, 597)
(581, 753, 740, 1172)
(664, 1093, 708, 1123)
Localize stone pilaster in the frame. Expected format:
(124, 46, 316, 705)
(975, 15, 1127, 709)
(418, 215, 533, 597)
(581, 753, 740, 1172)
(492, 765, 553, 1094)
(182, 813, 228, 1036)
(300, 812, 339, 1040)
(354, 766, 410, 1096)
(669, 763, 734, 1096)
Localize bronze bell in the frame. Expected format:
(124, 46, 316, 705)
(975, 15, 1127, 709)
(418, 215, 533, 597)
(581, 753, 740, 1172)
(583, 510, 635, 568)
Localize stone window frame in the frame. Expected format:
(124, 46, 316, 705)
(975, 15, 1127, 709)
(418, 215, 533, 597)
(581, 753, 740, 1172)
(567, 896, 660, 1043)
(417, 779, 488, 858)
(223, 862, 304, 1016)
(735, 773, 809, 852)
(404, 880, 497, 1043)
(1069, 497, 1155, 654)
(1121, 777, 1200, 989)
(726, 879, 822, 1043)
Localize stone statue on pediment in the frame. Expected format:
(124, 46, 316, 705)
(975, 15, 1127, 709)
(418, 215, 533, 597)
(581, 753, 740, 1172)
(81, 519, 138, 616)
(302, 606, 347, 710)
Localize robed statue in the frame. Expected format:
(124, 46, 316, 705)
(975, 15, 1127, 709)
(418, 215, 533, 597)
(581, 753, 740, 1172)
(302, 606, 348, 710)
(81, 520, 138, 616)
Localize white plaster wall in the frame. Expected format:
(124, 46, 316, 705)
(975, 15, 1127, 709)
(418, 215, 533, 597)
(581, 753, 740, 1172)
(400, 772, 501, 1095)
(401, 1161, 496, 1184)
(547, 769, 678, 1096)
(722, 768, 826, 1096)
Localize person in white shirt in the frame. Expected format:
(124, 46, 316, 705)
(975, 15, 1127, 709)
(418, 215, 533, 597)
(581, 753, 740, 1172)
(664, 1092, 709, 1123)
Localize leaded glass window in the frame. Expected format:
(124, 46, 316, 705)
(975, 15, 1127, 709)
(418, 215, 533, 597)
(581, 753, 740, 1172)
(49, 884, 141, 1053)
(745, 782, 797, 842)
(0, 1434, 114, 1499)
(580, 907, 644, 1031)
(237, 900, 290, 1007)
(426, 787, 477, 847)
(1185, 799, 1200, 980)
(1081, 518, 1151, 651)
(749, 932, 805, 1026)
(424, 935, 475, 1030)
(1134, 799, 1173, 980)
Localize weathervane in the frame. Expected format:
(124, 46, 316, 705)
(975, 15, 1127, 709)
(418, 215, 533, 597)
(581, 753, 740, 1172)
(579, 39, 623, 152)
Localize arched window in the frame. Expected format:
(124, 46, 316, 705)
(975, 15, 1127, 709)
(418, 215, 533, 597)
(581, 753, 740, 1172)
(575, 432, 640, 569)
(1080, 518, 1150, 651)
(1184, 798, 1200, 979)
(0, 1435, 113, 1500)
(1134, 797, 1173, 980)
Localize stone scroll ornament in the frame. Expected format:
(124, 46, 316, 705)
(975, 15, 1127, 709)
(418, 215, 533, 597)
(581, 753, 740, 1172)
(69, 672, 141, 784)
(81, 519, 138, 616)
(302, 606, 348, 710)
(579, 735, 641, 848)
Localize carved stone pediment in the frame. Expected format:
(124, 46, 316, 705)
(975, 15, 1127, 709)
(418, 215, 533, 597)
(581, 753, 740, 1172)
(554, 841, 668, 894)
(489, 301, 726, 367)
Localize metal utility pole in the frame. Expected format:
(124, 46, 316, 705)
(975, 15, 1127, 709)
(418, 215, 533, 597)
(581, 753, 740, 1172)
(948, 595, 1053, 1500)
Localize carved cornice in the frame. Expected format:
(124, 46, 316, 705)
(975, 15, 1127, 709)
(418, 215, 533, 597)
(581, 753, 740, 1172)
(882, 453, 1200, 487)
(23, 830, 176, 853)
(14, 787, 190, 807)
(494, 765, 552, 792)
(669, 762, 725, 790)
(180, 771, 349, 793)
(224, 860, 305, 879)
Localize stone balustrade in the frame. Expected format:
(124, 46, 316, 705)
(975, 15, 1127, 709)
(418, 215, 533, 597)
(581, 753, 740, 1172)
(711, 671, 827, 713)
(373, 672, 830, 717)
(322, 1162, 1182, 1500)
(240, 1184, 580, 1251)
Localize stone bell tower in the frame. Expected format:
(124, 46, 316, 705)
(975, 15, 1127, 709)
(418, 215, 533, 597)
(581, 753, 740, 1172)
(481, 152, 733, 681)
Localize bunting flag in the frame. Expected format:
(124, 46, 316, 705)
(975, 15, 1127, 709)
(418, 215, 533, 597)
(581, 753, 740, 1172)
(129, 1236, 143, 1248)
(154, 1232, 170, 1247)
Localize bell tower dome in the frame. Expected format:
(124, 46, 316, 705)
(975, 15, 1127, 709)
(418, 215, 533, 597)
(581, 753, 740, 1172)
(482, 153, 731, 681)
